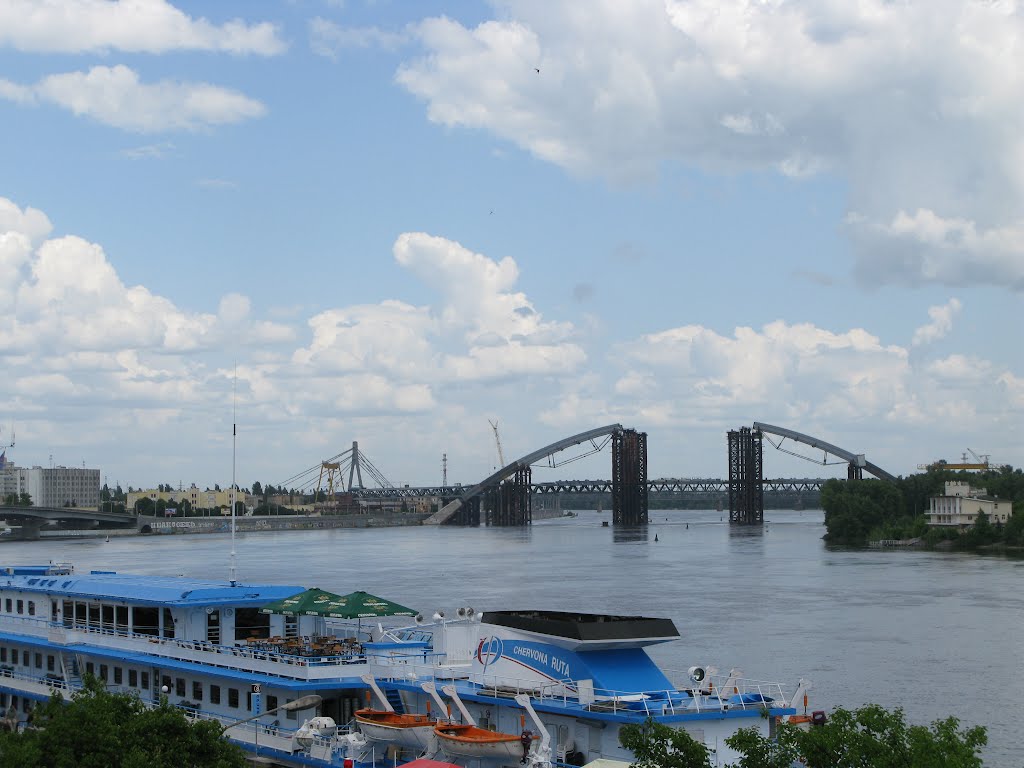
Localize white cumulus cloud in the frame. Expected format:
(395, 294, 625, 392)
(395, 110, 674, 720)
(912, 298, 962, 346)
(396, 1, 1024, 290)
(0, 0, 285, 55)
(0, 65, 266, 132)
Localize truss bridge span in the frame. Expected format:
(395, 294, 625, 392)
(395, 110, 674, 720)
(354, 477, 826, 499)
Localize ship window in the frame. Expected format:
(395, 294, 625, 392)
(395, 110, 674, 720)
(176, 678, 185, 697)
(210, 685, 221, 705)
(284, 615, 298, 638)
(47, 656, 54, 672)
(34, 653, 41, 669)
(75, 602, 87, 628)
(115, 606, 128, 633)
(85, 662, 94, 676)
(267, 695, 278, 712)
(88, 603, 100, 628)
(285, 698, 297, 720)
(51, 601, 57, 622)
(228, 688, 239, 709)
(141, 671, 149, 690)
(3, 599, 9, 612)
(192, 681, 203, 701)
(0, 648, 6, 663)
(27, 602, 34, 617)
(99, 664, 108, 682)
(162, 608, 175, 639)
(102, 605, 114, 630)
(129, 670, 137, 687)
(113, 667, 122, 685)
(133, 606, 158, 636)
(234, 608, 269, 641)
(62, 601, 73, 627)
(15, 600, 22, 615)
(161, 675, 171, 693)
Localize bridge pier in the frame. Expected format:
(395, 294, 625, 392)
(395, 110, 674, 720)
(485, 466, 532, 526)
(728, 426, 764, 524)
(612, 429, 648, 525)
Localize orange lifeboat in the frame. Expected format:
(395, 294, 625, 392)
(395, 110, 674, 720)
(433, 723, 537, 762)
(354, 709, 435, 750)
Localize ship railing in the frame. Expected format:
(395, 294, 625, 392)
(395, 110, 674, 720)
(0, 615, 56, 639)
(0, 667, 73, 698)
(194, 708, 343, 759)
(374, 664, 791, 717)
(52, 622, 387, 678)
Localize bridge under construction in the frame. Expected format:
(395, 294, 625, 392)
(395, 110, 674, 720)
(281, 421, 894, 528)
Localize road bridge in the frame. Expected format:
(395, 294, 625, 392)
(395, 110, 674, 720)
(0, 506, 137, 540)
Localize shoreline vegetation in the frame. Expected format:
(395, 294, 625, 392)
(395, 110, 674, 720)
(821, 465, 1024, 550)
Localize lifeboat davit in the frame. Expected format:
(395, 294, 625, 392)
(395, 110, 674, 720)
(433, 723, 536, 762)
(354, 709, 435, 750)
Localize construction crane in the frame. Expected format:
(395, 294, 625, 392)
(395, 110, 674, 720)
(917, 450, 991, 471)
(488, 420, 505, 469)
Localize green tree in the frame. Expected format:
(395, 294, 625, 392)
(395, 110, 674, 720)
(252, 481, 263, 498)
(17, 492, 30, 507)
(724, 705, 986, 768)
(0, 675, 246, 768)
(619, 718, 712, 768)
(134, 497, 154, 515)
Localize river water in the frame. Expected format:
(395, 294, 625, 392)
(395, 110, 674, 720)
(8, 509, 1019, 766)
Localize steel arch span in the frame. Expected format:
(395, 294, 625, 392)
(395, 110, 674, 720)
(424, 424, 625, 525)
(752, 422, 897, 482)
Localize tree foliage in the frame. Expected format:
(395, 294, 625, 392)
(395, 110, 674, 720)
(0, 676, 246, 768)
(620, 706, 986, 768)
(822, 466, 1024, 548)
(723, 705, 986, 768)
(620, 718, 713, 768)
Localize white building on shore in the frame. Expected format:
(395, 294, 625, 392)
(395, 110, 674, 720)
(0, 463, 101, 509)
(926, 481, 1013, 529)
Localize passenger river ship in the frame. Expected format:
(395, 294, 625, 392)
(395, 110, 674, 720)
(0, 563, 814, 767)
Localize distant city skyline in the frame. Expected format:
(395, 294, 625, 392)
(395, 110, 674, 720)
(0, 1, 1021, 489)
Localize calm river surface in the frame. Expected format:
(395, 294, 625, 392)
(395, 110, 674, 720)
(8, 509, 1021, 766)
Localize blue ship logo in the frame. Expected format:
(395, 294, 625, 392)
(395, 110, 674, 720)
(475, 636, 503, 669)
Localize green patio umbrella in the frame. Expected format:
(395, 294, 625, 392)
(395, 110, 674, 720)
(260, 588, 352, 618)
(331, 590, 417, 619)
(261, 588, 416, 619)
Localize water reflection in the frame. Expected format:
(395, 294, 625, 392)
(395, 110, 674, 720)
(613, 525, 648, 544)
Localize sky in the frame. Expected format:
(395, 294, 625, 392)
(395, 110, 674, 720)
(0, 0, 1021, 492)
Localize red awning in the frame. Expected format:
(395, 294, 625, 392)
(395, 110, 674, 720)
(401, 760, 464, 768)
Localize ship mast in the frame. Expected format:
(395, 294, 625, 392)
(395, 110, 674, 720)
(230, 369, 237, 585)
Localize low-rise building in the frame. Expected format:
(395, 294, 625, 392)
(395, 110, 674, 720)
(128, 485, 254, 513)
(926, 481, 1013, 528)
